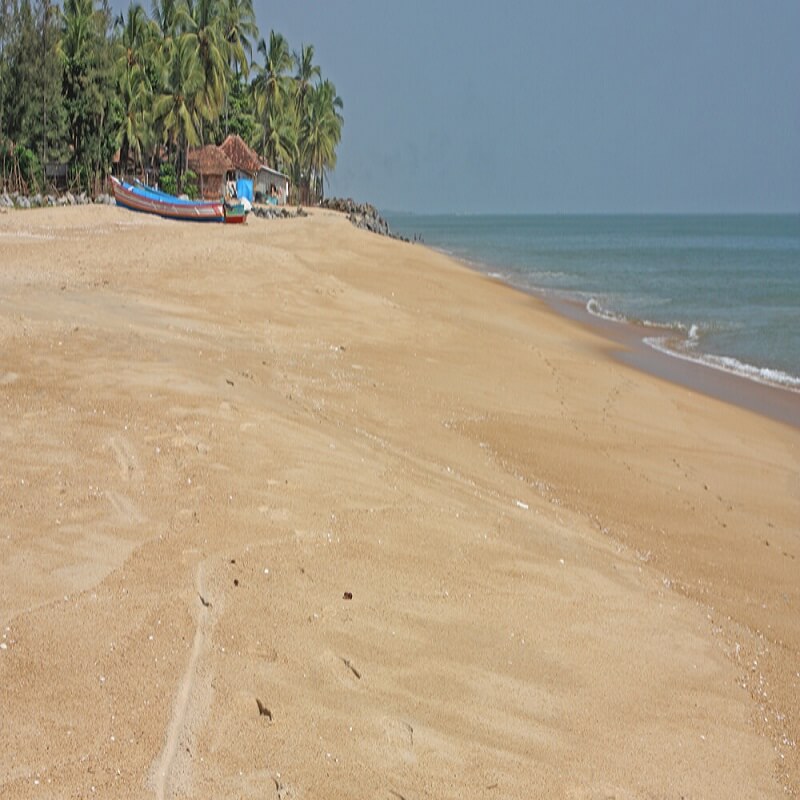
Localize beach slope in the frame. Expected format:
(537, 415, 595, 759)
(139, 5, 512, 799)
(0, 207, 797, 798)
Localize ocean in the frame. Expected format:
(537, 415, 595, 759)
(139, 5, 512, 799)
(384, 213, 800, 394)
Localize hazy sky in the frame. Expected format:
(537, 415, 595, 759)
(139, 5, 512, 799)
(113, 1, 800, 213)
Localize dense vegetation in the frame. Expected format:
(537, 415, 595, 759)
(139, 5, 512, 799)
(0, 0, 343, 202)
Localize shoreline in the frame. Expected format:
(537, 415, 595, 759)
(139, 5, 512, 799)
(546, 293, 800, 430)
(401, 235, 800, 431)
(1, 206, 797, 797)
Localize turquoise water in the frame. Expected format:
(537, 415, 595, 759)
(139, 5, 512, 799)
(385, 214, 800, 392)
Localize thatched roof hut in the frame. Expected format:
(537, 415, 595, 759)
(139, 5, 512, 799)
(187, 145, 233, 200)
(220, 134, 261, 177)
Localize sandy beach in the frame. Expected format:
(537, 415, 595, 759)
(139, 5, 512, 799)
(1, 205, 798, 798)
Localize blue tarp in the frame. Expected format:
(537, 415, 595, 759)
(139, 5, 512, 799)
(236, 177, 254, 202)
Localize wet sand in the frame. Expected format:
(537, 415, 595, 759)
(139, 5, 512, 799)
(547, 294, 800, 430)
(0, 206, 798, 798)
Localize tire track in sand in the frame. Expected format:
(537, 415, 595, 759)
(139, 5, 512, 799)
(152, 561, 211, 800)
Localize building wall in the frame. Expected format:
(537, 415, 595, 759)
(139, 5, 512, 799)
(255, 170, 289, 205)
(198, 172, 225, 200)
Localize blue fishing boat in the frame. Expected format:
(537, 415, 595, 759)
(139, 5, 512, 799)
(110, 176, 225, 222)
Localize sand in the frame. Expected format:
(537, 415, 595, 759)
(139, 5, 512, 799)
(0, 205, 797, 799)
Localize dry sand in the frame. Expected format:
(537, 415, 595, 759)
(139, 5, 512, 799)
(0, 205, 798, 798)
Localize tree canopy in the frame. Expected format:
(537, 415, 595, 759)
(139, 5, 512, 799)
(0, 0, 343, 202)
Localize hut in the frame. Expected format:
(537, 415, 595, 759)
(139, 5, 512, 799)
(220, 134, 260, 180)
(255, 165, 290, 205)
(187, 145, 233, 200)
(220, 134, 261, 203)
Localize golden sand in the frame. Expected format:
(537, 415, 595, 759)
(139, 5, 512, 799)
(0, 206, 797, 798)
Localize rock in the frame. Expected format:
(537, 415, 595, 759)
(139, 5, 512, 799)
(47, 195, 57, 206)
(15, 196, 31, 209)
(327, 197, 395, 238)
(0, 193, 12, 208)
(65, 192, 75, 205)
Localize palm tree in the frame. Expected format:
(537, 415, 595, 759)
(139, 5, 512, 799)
(149, 0, 185, 42)
(252, 31, 291, 114)
(260, 93, 296, 174)
(183, 0, 227, 136)
(293, 42, 319, 115)
(114, 3, 153, 175)
(220, 0, 256, 78)
(218, 0, 256, 133)
(252, 30, 294, 162)
(153, 32, 203, 176)
(115, 1, 149, 70)
(117, 63, 152, 176)
(61, 0, 115, 188)
(299, 78, 342, 203)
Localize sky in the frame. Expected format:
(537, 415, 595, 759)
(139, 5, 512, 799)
(112, 0, 800, 214)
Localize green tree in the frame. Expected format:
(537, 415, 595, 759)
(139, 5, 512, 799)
(0, 0, 344, 199)
(149, 0, 183, 40)
(0, 0, 14, 142)
(293, 42, 319, 117)
(3, 0, 39, 147)
(153, 31, 202, 177)
(299, 78, 342, 203)
(143, 0, 186, 170)
(35, 0, 68, 166)
(260, 92, 296, 174)
(114, 3, 153, 175)
(218, 0, 256, 134)
(225, 73, 257, 145)
(61, 0, 118, 191)
(183, 0, 227, 136)
(252, 30, 293, 162)
(220, 0, 256, 78)
(1, 0, 67, 179)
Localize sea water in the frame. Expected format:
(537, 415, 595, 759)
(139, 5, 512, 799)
(385, 213, 800, 393)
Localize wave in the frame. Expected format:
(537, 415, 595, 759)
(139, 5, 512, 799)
(644, 336, 800, 393)
(586, 297, 682, 331)
(586, 297, 800, 392)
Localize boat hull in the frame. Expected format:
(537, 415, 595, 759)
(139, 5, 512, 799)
(110, 176, 224, 222)
(224, 203, 247, 224)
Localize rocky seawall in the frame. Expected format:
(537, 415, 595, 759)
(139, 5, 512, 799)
(251, 204, 307, 220)
(320, 198, 408, 241)
(0, 190, 115, 210)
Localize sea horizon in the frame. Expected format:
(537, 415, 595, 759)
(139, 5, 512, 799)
(383, 210, 800, 218)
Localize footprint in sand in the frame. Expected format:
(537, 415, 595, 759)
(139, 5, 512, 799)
(104, 489, 146, 526)
(382, 717, 416, 765)
(152, 561, 213, 800)
(108, 434, 141, 482)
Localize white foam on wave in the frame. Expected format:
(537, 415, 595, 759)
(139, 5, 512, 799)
(586, 297, 686, 332)
(643, 336, 800, 393)
(586, 297, 627, 324)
